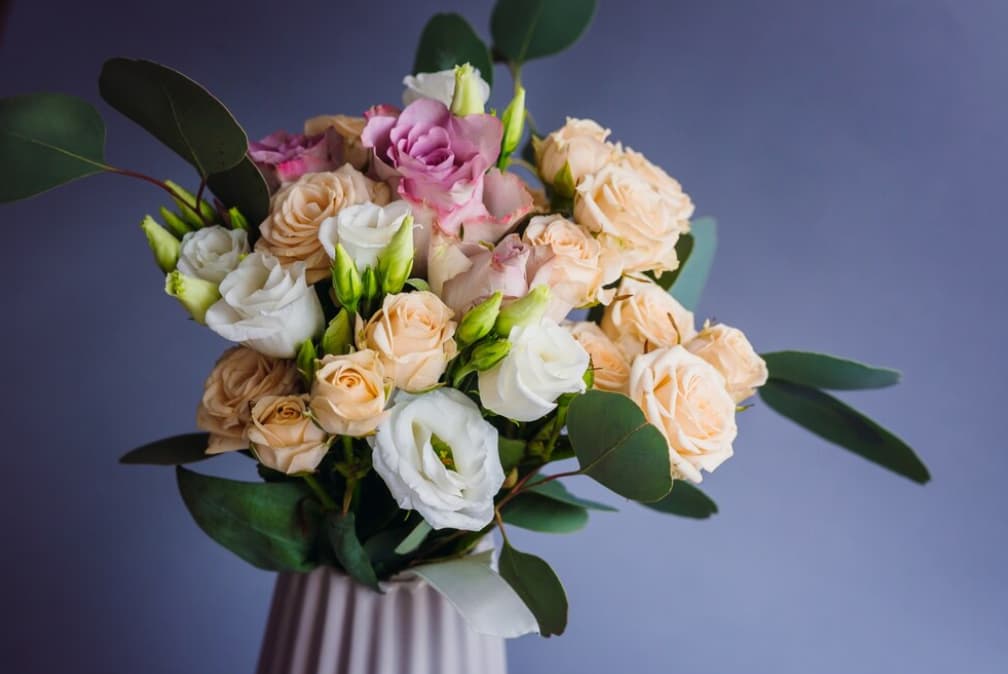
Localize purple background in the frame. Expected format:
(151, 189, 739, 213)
(2, 0, 1005, 672)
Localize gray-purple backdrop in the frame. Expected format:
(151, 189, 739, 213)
(2, 0, 1004, 672)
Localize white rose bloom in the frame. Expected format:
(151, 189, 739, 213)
(205, 252, 324, 358)
(176, 226, 249, 283)
(370, 388, 504, 531)
(402, 68, 491, 108)
(478, 319, 589, 422)
(318, 200, 412, 270)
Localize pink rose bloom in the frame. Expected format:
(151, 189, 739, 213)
(440, 234, 531, 314)
(249, 130, 342, 192)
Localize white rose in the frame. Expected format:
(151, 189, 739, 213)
(478, 319, 589, 422)
(402, 68, 490, 108)
(370, 388, 504, 530)
(318, 200, 412, 270)
(686, 323, 768, 403)
(176, 226, 249, 283)
(205, 252, 325, 358)
(629, 346, 738, 483)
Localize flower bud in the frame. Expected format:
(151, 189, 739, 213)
(494, 285, 551, 337)
(376, 214, 415, 294)
(457, 291, 503, 345)
(165, 180, 216, 226)
(321, 308, 353, 355)
(296, 339, 318, 386)
(164, 270, 220, 324)
(227, 207, 249, 230)
(361, 265, 379, 305)
(500, 85, 526, 162)
(450, 63, 485, 116)
(159, 206, 193, 237)
(331, 243, 363, 312)
(470, 339, 511, 372)
(140, 215, 180, 273)
(552, 161, 576, 199)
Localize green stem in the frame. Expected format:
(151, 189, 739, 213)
(303, 474, 337, 511)
(493, 509, 510, 546)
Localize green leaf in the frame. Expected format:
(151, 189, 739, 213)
(206, 155, 270, 228)
(667, 216, 716, 310)
(762, 351, 901, 390)
(499, 437, 526, 472)
(176, 467, 317, 572)
(566, 390, 673, 502)
(652, 230, 694, 290)
(394, 520, 432, 555)
(99, 58, 248, 177)
(643, 481, 718, 519)
(498, 542, 568, 636)
(0, 93, 107, 202)
(120, 432, 213, 465)
(414, 13, 494, 86)
(326, 511, 381, 591)
(759, 379, 930, 484)
(526, 477, 617, 511)
(491, 0, 597, 64)
(502, 493, 588, 533)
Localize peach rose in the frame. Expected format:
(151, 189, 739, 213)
(574, 163, 692, 275)
(629, 346, 737, 483)
(358, 291, 458, 391)
(309, 350, 388, 437)
(601, 276, 696, 359)
(196, 346, 300, 454)
(255, 166, 391, 283)
(247, 395, 330, 474)
(524, 215, 621, 320)
(566, 321, 630, 393)
(535, 118, 616, 186)
(686, 323, 768, 403)
(304, 115, 369, 171)
(617, 146, 693, 208)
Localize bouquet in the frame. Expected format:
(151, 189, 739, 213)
(0, 1, 928, 639)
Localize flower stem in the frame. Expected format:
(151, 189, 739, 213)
(303, 474, 337, 511)
(107, 167, 211, 226)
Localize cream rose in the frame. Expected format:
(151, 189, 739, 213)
(566, 321, 630, 393)
(601, 276, 696, 359)
(535, 118, 616, 185)
(309, 350, 388, 437)
(574, 163, 692, 275)
(358, 291, 458, 392)
(629, 346, 737, 483)
(304, 114, 369, 170)
(177, 226, 249, 283)
(255, 166, 391, 282)
(525, 215, 622, 320)
(318, 200, 413, 270)
(196, 346, 301, 454)
(686, 323, 768, 403)
(247, 395, 331, 474)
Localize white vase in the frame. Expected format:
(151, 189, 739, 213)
(256, 567, 508, 674)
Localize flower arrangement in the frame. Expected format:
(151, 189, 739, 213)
(0, 1, 928, 639)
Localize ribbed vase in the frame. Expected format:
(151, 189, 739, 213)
(255, 567, 508, 674)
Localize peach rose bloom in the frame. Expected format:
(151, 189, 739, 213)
(601, 276, 696, 359)
(535, 118, 616, 185)
(304, 114, 370, 171)
(256, 166, 391, 283)
(566, 321, 630, 393)
(686, 323, 768, 403)
(309, 350, 388, 437)
(358, 291, 458, 392)
(629, 346, 738, 483)
(196, 346, 300, 454)
(247, 395, 330, 474)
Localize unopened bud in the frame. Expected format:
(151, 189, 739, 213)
(457, 291, 503, 345)
(331, 243, 363, 313)
(164, 270, 219, 324)
(140, 215, 180, 273)
(494, 285, 550, 337)
(450, 63, 486, 116)
(377, 215, 414, 294)
(471, 339, 511, 372)
(321, 308, 353, 355)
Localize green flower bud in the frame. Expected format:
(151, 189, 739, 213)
(296, 339, 318, 386)
(331, 243, 363, 312)
(376, 215, 415, 295)
(164, 270, 220, 324)
(499, 85, 526, 164)
(494, 285, 550, 337)
(140, 215, 180, 273)
(159, 206, 193, 237)
(551, 161, 576, 199)
(471, 339, 511, 371)
(321, 308, 353, 355)
(227, 207, 249, 230)
(457, 291, 503, 345)
(450, 63, 485, 116)
(165, 180, 217, 226)
(361, 265, 379, 305)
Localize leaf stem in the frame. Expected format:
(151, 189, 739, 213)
(107, 166, 208, 225)
(493, 509, 510, 546)
(303, 474, 337, 511)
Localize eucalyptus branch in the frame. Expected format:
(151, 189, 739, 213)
(302, 474, 337, 511)
(107, 166, 211, 225)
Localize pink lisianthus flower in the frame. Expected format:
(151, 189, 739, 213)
(439, 234, 531, 314)
(249, 130, 342, 192)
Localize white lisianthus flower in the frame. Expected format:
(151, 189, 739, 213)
(402, 68, 490, 108)
(370, 388, 504, 531)
(318, 200, 412, 270)
(205, 252, 324, 358)
(176, 226, 249, 283)
(478, 319, 589, 422)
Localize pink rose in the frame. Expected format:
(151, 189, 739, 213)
(439, 234, 530, 314)
(249, 131, 342, 192)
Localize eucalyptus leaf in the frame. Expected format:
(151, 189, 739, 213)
(643, 481, 718, 519)
(206, 155, 270, 228)
(498, 542, 567, 636)
(566, 390, 673, 502)
(667, 216, 716, 310)
(526, 477, 617, 511)
(414, 13, 494, 86)
(652, 230, 694, 290)
(762, 351, 901, 390)
(326, 511, 381, 592)
(120, 433, 213, 465)
(0, 93, 108, 202)
(759, 379, 930, 484)
(491, 0, 597, 64)
(501, 493, 588, 533)
(499, 437, 526, 472)
(176, 467, 317, 572)
(99, 58, 248, 177)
